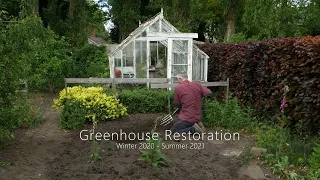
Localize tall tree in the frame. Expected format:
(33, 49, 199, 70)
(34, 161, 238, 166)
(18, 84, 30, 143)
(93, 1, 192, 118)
(0, 0, 21, 17)
(224, 0, 238, 41)
(106, 0, 320, 43)
(241, 0, 308, 40)
(44, 0, 106, 48)
(108, 0, 141, 42)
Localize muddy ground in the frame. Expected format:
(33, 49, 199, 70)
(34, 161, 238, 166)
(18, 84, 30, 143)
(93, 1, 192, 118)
(0, 92, 276, 180)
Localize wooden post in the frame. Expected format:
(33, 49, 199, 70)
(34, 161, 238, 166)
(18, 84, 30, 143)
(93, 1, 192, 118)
(226, 78, 229, 103)
(187, 39, 193, 81)
(65, 79, 68, 97)
(25, 80, 28, 93)
(112, 78, 116, 98)
(133, 38, 136, 78)
(147, 38, 150, 89)
(167, 38, 172, 90)
(120, 50, 123, 78)
(168, 88, 171, 113)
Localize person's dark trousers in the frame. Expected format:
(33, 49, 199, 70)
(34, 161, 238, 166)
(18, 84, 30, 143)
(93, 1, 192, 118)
(170, 120, 195, 134)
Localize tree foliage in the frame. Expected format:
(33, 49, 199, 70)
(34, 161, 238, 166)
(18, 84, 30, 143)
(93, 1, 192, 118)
(106, 0, 320, 42)
(0, 0, 109, 141)
(71, 44, 109, 78)
(43, 0, 108, 47)
(108, 0, 141, 42)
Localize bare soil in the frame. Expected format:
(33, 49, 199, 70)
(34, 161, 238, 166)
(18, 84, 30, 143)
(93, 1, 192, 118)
(0, 92, 276, 180)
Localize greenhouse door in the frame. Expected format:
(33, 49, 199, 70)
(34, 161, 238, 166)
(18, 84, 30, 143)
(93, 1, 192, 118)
(167, 38, 193, 82)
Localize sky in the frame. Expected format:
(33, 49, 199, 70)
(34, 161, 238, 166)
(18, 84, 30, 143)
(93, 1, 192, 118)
(93, 0, 113, 32)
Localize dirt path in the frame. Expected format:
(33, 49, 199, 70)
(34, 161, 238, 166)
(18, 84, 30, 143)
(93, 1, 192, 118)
(0, 93, 276, 180)
(0, 93, 71, 180)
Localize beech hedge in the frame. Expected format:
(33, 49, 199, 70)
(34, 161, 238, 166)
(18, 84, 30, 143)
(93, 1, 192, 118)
(198, 36, 320, 133)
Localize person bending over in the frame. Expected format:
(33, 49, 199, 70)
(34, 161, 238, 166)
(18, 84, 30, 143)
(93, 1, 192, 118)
(170, 73, 213, 134)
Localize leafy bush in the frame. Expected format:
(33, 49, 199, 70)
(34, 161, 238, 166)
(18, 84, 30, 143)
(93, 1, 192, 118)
(257, 124, 314, 165)
(202, 97, 257, 132)
(54, 86, 128, 129)
(28, 33, 72, 91)
(198, 35, 320, 133)
(0, 95, 44, 143)
(118, 88, 174, 114)
(59, 100, 87, 129)
(70, 44, 109, 78)
(256, 121, 318, 179)
(16, 97, 45, 129)
(0, 107, 17, 141)
(308, 142, 320, 179)
(257, 125, 291, 157)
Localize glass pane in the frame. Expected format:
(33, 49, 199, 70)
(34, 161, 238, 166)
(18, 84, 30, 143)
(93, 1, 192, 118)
(115, 51, 121, 58)
(136, 41, 147, 78)
(150, 41, 158, 66)
(156, 43, 167, 78)
(149, 20, 160, 32)
(171, 39, 189, 81)
(115, 58, 121, 67)
(192, 48, 197, 81)
(161, 20, 178, 33)
(173, 52, 187, 64)
(200, 57, 204, 81)
(123, 42, 133, 67)
(135, 41, 141, 65)
(172, 40, 188, 53)
(115, 51, 121, 67)
(139, 30, 147, 37)
(172, 65, 187, 77)
(161, 20, 172, 32)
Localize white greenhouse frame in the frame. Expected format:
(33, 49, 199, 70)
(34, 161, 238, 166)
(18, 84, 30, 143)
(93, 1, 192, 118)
(109, 9, 209, 82)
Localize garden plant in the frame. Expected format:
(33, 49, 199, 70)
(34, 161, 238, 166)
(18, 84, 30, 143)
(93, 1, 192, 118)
(138, 117, 167, 168)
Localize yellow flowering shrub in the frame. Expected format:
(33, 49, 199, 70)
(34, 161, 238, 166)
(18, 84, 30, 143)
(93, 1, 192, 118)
(53, 86, 128, 129)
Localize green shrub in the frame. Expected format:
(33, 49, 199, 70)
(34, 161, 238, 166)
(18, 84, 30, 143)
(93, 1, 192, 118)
(257, 124, 314, 165)
(60, 100, 87, 129)
(15, 96, 45, 129)
(308, 142, 320, 179)
(256, 120, 317, 179)
(0, 107, 16, 141)
(54, 86, 128, 129)
(0, 95, 44, 143)
(202, 97, 257, 132)
(71, 44, 109, 78)
(118, 88, 174, 114)
(257, 125, 290, 156)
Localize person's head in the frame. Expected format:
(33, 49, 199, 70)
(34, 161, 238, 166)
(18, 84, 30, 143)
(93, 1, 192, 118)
(176, 73, 188, 84)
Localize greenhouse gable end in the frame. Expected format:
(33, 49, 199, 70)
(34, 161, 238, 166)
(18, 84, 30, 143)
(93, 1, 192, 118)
(109, 9, 209, 83)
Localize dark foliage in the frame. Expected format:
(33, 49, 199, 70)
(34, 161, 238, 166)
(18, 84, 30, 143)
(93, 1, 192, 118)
(198, 36, 320, 133)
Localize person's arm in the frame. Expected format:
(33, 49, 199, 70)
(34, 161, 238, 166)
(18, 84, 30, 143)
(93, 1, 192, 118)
(206, 92, 213, 99)
(200, 85, 213, 99)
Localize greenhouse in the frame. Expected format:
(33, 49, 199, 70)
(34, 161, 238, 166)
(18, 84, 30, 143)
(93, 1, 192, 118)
(108, 9, 209, 82)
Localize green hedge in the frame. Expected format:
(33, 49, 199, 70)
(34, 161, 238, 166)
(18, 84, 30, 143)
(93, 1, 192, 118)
(198, 35, 320, 134)
(118, 88, 174, 114)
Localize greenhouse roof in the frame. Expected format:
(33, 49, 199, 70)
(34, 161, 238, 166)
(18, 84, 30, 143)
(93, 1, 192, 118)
(109, 9, 209, 58)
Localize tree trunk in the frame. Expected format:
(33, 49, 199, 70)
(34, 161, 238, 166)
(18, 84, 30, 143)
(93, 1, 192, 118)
(48, 80, 54, 93)
(33, 0, 39, 14)
(69, 0, 74, 19)
(224, 1, 236, 42)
